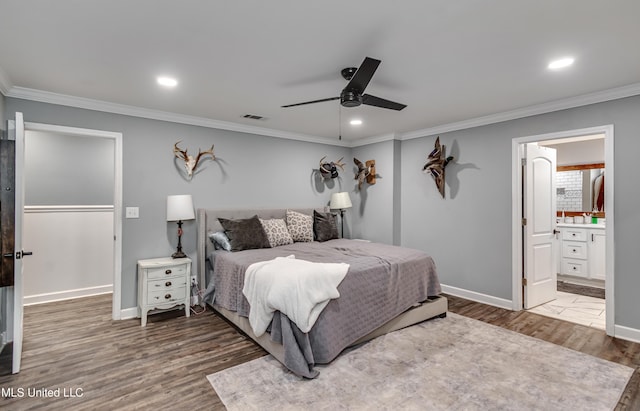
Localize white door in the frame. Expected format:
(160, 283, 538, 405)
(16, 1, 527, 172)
(11, 112, 27, 373)
(523, 143, 557, 309)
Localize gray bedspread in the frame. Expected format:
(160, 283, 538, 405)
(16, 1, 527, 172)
(206, 239, 441, 378)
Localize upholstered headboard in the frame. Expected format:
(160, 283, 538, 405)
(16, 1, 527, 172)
(196, 207, 329, 288)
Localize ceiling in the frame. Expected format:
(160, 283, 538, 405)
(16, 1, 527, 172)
(1, 1, 640, 145)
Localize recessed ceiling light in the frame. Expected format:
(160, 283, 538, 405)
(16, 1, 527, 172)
(350, 119, 363, 126)
(157, 76, 178, 87)
(548, 57, 574, 70)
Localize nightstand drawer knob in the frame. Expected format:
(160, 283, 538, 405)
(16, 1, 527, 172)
(165, 281, 172, 287)
(165, 269, 172, 275)
(164, 294, 171, 299)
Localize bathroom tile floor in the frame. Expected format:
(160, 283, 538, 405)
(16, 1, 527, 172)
(528, 291, 605, 330)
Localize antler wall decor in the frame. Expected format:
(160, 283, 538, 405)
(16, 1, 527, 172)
(173, 141, 215, 178)
(422, 136, 454, 198)
(318, 156, 346, 179)
(354, 157, 376, 189)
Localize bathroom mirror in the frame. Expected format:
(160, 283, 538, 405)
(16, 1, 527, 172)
(556, 163, 604, 214)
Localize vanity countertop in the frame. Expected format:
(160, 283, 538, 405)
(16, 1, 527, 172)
(557, 223, 605, 229)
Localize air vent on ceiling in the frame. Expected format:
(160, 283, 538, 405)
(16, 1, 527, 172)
(242, 114, 267, 121)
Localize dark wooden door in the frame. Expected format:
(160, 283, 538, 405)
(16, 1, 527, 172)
(0, 139, 15, 287)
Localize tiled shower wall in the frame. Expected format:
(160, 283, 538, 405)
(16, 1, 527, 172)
(557, 170, 582, 211)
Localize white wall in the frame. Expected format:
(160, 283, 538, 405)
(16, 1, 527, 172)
(22, 207, 114, 304)
(543, 138, 604, 166)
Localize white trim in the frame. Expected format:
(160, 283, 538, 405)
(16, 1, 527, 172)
(6, 82, 640, 147)
(24, 205, 114, 213)
(22, 121, 123, 321)
(440, 284, 513, 310)
(8, 87, 350, 147)
(120, 307, 139, 320)
(401, 83, 640, 141)
(24, 285, 113, 306)
(0, 66, 11, 96)
(511, 125, 615, 336)
(614, 325, 640, 344)
(349, 133, 398, 147)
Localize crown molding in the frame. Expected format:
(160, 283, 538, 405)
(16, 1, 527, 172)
(0, 67, 12, 96)
(400, 82, 640, 140)
(5, 86, 350, 147)
(349, 133, 398, 148)
(5, 81, 640, 147)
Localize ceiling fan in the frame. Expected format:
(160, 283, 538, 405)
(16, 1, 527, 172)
(282, 57, 407, 111)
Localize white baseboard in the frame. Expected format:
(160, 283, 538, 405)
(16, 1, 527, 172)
(441, 284, 513, 310)
(24, 285, 113, 306)
(442, 284, 640, 345)
(614, 324, 640, 344)
(120, 307, 139, 320)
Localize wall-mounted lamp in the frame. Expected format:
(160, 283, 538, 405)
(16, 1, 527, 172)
(330, 192, 352, 238)
(167, 195, 195, 258)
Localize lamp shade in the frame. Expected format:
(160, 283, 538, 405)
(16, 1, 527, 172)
(330, 192, 352, 210)
(166, 195, 195, 221)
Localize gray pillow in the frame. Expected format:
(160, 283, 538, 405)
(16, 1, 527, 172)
(313, 210, 339, 242)
(218, 215, 271, 251)
(208, 231, 232, 251)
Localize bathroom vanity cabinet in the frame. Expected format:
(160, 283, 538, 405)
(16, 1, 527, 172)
(558, 223, 605, 280)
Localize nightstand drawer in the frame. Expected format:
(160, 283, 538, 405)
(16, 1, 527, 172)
(148, 277, 186, 292)
(562, 241, 587, 260)
(148, 285, 187, 304)
(147, 264, 189, 280)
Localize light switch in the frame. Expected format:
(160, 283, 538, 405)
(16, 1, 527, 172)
(126, 207, 139, 219)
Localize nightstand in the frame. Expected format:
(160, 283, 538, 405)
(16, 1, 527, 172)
(137, 257, 191, 326)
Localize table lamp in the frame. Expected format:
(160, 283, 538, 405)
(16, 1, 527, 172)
(167, 194, 195, 258)
(330, 191, 352, 238)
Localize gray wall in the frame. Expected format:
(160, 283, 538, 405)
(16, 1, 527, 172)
(0, 93, 5, 130)
(5, 94, 640, 333)
(6, 97, 351, 309)
(400, 95, 640, 330)
(351, 140, 400, 244)
(25, 130, 115, 205)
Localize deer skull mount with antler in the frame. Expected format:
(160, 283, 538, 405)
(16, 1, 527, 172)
(354, 157, 376, 190)
(318, 156, 346, 179)
(173, 141, 215, 178)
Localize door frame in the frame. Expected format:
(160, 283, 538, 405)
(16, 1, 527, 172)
(22, 121, 123, 320)
(511, 124, 614, 336)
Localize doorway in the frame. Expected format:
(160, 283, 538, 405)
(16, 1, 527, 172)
(20, 121, 123, 320)
(511, 125, 614, 336)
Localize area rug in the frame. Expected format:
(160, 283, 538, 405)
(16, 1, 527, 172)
(207, 313, 632, 411)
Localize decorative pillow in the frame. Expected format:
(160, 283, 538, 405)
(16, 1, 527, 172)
(260, 218, 294, 247)
(286, 210, 314, 242)
(208, 231, 232, 251)
(218, 215, 271, 251)
(313, 210, 339, 242)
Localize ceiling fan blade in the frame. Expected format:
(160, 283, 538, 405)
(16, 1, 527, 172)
(345, 57, 381, 93)
(362, 94, 407, 111)
(281, 96, 339, 108)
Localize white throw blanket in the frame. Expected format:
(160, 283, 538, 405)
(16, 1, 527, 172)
(242, 255, 349, 337)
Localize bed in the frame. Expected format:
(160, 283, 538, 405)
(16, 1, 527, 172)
(196, 207, 447, 378)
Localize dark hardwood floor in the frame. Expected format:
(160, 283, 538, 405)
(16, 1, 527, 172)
(0, 293, 638, 410)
